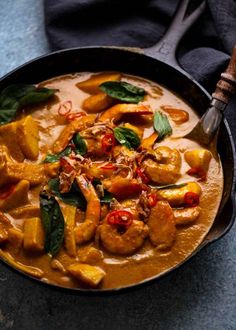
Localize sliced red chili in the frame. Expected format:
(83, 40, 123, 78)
(0, 184, 15, 199)
(147, 193, 159, 207)
(60, 157, 74, 174)
(187, 167, 206, 181)
(184, 192, 200, 207)
(58, 100, 72, 116)
(106, 210, 133, 227)
(66, 112, 86, 121)
(101, 133, 115, 154)
(135, 167, 150, 184)
(100, 163, 117, 170)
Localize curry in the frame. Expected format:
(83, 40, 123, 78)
(0, 72, 223, 289)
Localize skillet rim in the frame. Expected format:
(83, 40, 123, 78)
(0, 46, 235, 294)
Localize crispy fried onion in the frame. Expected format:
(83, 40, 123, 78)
(59, 155, 92, 193)
(136, 191, 151, 221)
(80, 122, 114, 139)
(98, 162, 133, 180)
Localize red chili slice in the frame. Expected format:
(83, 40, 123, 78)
(135, 167, 150, 184)
(0, 184, 15, 199)
(66, 112, 86, 121)
(58, 100, 72, 116)
(101, 133, 115, 154)
(60, 157, 74, 174)
(187, 167, 207, 181)
(106, 210, 133, 227)
(184, 192, 200, 207)
(147, 193, 159, 207)
(100, 163, 117, 170)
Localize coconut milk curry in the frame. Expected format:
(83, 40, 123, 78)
(0, 72, 223, 289)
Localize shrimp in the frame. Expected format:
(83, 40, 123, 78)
(74, 174, 100, 245)
(141, 132, 158, 150)
(148, 201, 176, 250)
(173, 206, 201, 226)
(141, 146, 181, 184)
(99, 219, 149, 255)
(99, 104, 152, 123)
(53, 115, 96, 153)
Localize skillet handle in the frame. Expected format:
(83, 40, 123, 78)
(144, 0, 206, 71)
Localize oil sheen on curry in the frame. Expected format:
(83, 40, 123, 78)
(0, 72, 223, 289)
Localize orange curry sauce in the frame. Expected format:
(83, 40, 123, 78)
(0, 72, 223, 289)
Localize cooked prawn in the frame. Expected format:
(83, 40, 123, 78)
(141, 146, 181, 184)
(53, 115, 96, 153)
(99, 104, 152, 123)
(173, 206, 201, 226)
(148, 201, 176, 250)
(74, 174, 100, 244)
(141, 132, 158, 149)
(99, 219, 149, 255)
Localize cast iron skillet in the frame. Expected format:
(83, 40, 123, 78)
(0, 0, 235, 293)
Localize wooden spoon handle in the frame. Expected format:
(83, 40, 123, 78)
(212, 45, 236, 104)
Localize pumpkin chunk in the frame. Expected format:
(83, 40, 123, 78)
(77, 72, 121, 94)
(68, 263, 105, 287)
(160, 105, 189, 124)
(23, 217, 45, 253)
(0, 121, 24, 161)
(82, 93, 114, 113)
(17, 115, 39, 160)
(184, 149, 212, 171)
(62, 204, 77, 257)
(0, 145, 45, 187)
(78, 246, 103, 265)
(158, 182, 202, 207)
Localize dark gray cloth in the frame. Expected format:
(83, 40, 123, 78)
(44, 0, 236, 135)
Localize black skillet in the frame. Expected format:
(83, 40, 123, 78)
(0, 0, 235, 293)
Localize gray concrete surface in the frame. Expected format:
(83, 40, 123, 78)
(0, 1, 235, 329)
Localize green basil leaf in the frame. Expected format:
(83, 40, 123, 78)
(43, 147, 72, 163)
(40, 191, 65, 256)
(19, 87, 57, 108)
(72, 133, 87, 155)
(149, 183, 187, 190)
(0, 109, 18, 125)
(48, 178, 86, 211)
(100, 190, 114, 203)
(114, 127, 140, 150)
(99, 81, 146, 103)
(92, 179, 114, 203)
(154, 111, 172, 141)
(0, 84, 57, 125)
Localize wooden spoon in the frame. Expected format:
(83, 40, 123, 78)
(184, 46, 236, 148)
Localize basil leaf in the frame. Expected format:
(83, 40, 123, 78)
(149, 183, 187, 190)
(114, 127, 140, 150)
(40, 191, 65, 256)
(0, 109, 17, 125)
(43, 147, 72, 163)
(92, 179, 114, 203)
(48, 178, 86, 211)
(72, 133, 87, 155)
(100, 81, 146, 103)
(0, 84, 57, 125)
(154, 111, 172, 141)
(100, 190, 114, 203)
